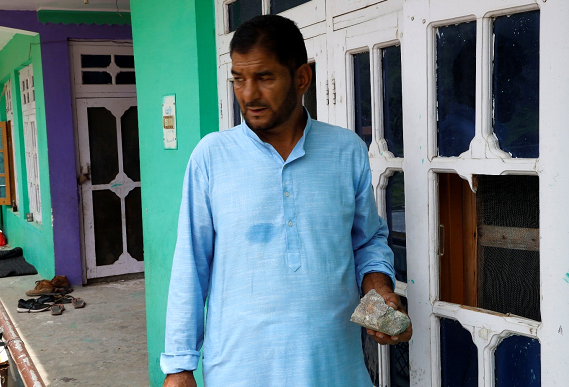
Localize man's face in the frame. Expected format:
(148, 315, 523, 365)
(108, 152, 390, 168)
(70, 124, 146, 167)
(231, 46, 299, 131)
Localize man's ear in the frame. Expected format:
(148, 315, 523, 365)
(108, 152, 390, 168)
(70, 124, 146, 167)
(295, 63, 313, 95)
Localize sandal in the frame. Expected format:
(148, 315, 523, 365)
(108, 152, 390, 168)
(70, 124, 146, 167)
(71, 297, 86, 309)
(51, 304, 65, 315)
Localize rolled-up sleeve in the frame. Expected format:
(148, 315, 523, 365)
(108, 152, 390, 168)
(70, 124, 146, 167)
(160, 157, 214, 374)
(351, 145, 396, 291)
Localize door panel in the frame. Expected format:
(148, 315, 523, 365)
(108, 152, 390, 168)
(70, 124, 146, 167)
(77, 98, 143, 279)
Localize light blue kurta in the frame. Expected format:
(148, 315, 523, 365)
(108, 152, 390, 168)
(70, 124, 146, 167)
(160, 115, 396, 387)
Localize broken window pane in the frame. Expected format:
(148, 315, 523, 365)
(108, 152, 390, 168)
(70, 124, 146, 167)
(228, 0, 261, 32)
(353, 51, 372, 148)
(437, 21, 476, 157)
(81, 54, 111, 68)
(477, 175, 540, 321)
(492, 11, 539, 158)
(93, 190, 122, 266)
(88, 107, 119, 185)
(270, 0, 310, 14)
(304, 62, 317, 120)
(387, 171, 406, 283)
(382, 45, 403, 157)
(495, 335, 540, 387)
(126, 187, 144, 262)
(121, 106, 141, 182)
(440, 318, 478, 387)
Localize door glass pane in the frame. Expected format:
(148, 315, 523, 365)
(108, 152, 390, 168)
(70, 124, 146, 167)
(88, 107, 119, 185)
(93, 190, 122, 266)
(121, 106, 141, 182)
(440, 318, 478, 387)
(477, 175, 540, 321)
(81, 54, 111, 68)
(125, 187, 144, 262)
(495, 335, 540, 387)
(232, 82, 242, 127)
(304, 62, 317, 120)
(382, 45, 403, 157)
(0, 152, 4, 174)
(492, 11, 539, 158)
(353, 51, 372, 148)
(361, 321, 380, 386)
(116, 72, 136, 85)
(115, 55, 135, 68)
(0, 177, 6, 199)
(390, 296, 409, 387)
(82, 71, 113, 85)
(228, 0, 262, 32)
(386, 172, 406, 283)
(270, 0, 310, 14)
(437, 21, 476, 157)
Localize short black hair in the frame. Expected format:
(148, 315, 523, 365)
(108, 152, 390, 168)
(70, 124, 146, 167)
(230, 15, 307, 73)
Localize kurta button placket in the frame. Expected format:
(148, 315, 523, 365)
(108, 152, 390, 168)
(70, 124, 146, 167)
(282, 163, 300, 271)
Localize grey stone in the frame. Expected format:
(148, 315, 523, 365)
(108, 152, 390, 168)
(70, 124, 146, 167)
(350, 289, 410, 336)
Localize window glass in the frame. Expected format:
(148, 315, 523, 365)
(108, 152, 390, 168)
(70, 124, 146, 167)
(121, 106, 141, 182)
(82, 71, 113, 85)
(232, 82, 242, 127)
(81, 54, 111, 68)
(88, 107, 119, 185)
(93, 190, 122, 266)
(437, 21, 476, 157)
(115, 55, 135, 68)
(270, 0, 311, 14)
(386, 171, 406, 283)
(353, 51, 372, 148)
(116, 72, 136, 85)
(126, 187, 144, 262)
(228, 0, 262, 32)
(440, 318, 478, 387)
(382, 46, 403, 157)
(493, 11, 539, 158)
(304, 63, 317, 120)
(495, 335, 540, 387)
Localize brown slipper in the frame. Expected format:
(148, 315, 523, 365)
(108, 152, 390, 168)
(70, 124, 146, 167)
(51, 304, 65, 315)
(71, 297, 86, 309)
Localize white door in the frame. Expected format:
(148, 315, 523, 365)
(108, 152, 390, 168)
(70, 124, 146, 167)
(76, 98, 143, 279)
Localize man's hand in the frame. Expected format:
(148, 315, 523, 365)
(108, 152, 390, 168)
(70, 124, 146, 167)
(361, 272, 413, 345)
(163, 371, 197, 387)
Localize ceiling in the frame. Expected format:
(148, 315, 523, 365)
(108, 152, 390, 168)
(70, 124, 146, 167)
(0, 0, 130, 12)
(0, 1, 130, 51)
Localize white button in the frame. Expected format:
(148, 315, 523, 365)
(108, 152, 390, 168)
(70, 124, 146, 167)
(285, 192, 289, 197)
(283, 165, 287, 169)
(288, 221, 293, 227)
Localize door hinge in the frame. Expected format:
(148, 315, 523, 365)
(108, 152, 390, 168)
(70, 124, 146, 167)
(325, 80, 329, 105)
(332, 78, 336, 105)
(219, 100, 223, 119)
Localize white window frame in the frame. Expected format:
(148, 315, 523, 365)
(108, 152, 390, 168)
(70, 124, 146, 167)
(19, 64, 41, 224)
(3, 79, 19, 210)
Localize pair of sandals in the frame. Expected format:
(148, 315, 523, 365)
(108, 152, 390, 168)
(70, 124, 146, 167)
(49, 295, 86, 315)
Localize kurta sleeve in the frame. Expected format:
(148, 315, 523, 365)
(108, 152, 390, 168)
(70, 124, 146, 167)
(160, 157, 214, 374)
(351, 143, 396, 292)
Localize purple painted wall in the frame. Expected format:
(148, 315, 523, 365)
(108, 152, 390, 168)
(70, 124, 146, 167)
(0, 11, 132, 285)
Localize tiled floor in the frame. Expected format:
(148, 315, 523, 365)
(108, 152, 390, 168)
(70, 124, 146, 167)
(0, 274, 149, 386)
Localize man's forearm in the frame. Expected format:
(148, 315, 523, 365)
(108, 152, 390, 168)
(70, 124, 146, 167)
(361, 272, 394, 296)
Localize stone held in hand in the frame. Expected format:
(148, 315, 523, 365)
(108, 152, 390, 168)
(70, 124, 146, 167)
(350, 289, 410, 336)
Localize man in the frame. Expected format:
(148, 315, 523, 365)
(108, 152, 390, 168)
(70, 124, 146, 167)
(161, 14, 412, 387)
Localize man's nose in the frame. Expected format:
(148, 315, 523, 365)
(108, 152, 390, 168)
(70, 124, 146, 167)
(242, 79, 260, 102)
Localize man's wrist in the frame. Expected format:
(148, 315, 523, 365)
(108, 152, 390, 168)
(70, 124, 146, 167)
(362, 272, 394, 295)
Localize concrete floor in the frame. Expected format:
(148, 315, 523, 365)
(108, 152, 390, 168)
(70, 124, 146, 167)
(0, 274, 149, 386)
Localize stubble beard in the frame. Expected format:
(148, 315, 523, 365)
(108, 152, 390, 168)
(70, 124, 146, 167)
(243, 83, 298, 132)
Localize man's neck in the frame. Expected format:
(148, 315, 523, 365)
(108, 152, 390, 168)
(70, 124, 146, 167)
(252, 107, 307, 161)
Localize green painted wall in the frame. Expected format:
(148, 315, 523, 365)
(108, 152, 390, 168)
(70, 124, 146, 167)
(130, 0, 218, 385)
(0, 33, 55, 279)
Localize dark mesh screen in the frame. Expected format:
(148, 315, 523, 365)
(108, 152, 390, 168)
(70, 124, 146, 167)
(476, 175, 540, 321)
